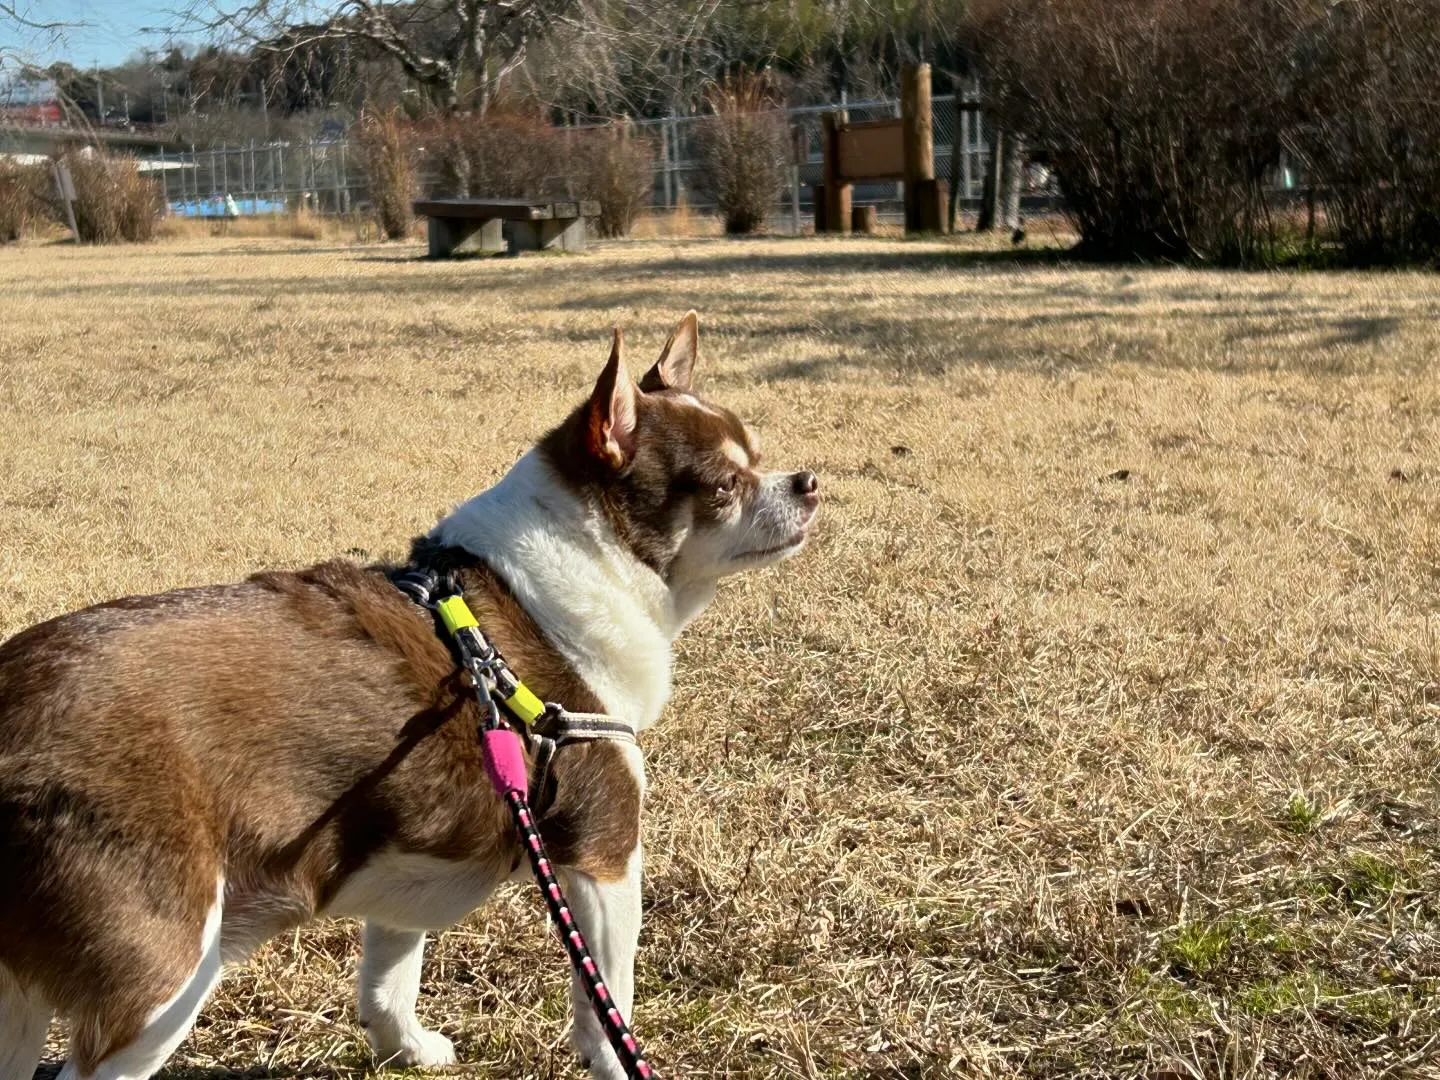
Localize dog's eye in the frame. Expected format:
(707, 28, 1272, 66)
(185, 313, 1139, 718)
(716, 473, 736, 495)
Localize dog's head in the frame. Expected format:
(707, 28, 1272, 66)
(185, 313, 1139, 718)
(541, 312, 818, 602)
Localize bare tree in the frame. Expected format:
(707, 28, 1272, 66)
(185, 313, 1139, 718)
(1, 0, 69, 70)
(201, 0, 573, 114)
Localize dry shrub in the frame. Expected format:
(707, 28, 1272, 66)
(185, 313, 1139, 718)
(415, 111, 656, 238)
(694, 72, 788, 235)
(354, 107, 417, 240)
(969, 0, 1289, 263)
(60, 153, 162, 244)
(419, 110, 565, 199)
(153, 211, 345, 243)
(1283, 0, 1440, 265)
(0, 160, 51, 242)
(571, 123, 655, 238)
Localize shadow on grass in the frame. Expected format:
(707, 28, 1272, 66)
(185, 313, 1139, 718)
(34, 1066, 313, 1080)
(15, 237, 1412, 379)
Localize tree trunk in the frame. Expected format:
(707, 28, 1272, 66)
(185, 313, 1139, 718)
(1000, 134, 1023, 231)
(977, 122, 1002, 232)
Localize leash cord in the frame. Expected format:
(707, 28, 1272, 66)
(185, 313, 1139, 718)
(503, 788, 657, 1080)
(464, 650, 657, 1079)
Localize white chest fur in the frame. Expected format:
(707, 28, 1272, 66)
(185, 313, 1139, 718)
(431, 451, 676, 732)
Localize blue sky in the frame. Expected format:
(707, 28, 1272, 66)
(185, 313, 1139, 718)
(1, 1, 205, 68)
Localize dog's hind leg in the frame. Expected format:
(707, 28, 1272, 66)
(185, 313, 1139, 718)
(357, 923, 455, 1068)
(558, 847, 643, 1080)
(0, 967, 52, 1080)
(57, 879, 224, 1080)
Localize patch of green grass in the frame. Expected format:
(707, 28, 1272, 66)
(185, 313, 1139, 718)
(1234, 972, 1336, 1016)
(1336, 988, 1403, 1027)
(537, 979, 573, 1022)
(1164, 919, 1234, 977)
(672, 996, 717, 1032)
(1339, 853, 1403, 908)
(1283, 792, 1325, 834)
(1160, 912, 1305, 980)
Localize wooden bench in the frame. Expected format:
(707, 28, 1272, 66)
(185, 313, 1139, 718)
(412, 198, 601, 257)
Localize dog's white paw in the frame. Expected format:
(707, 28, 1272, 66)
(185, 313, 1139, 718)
(581, 1060, 626, 1080)
(579, 1048, 629, 1080)
(371, 1027, 456, 1069)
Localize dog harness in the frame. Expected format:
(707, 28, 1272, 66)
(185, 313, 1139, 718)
(390, 568, 658, 1080)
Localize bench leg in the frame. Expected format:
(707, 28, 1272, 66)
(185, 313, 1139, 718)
(506, 217, 588, 253)
(426, 217, 504, 257)
(427, 216, 463, 258)
(550, 217, 588, 252)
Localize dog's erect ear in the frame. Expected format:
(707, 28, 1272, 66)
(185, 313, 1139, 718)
(586, 328, 638, 469)
(640, 310, 699, 393)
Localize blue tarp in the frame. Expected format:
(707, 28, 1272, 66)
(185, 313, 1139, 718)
(168, 196, 288, 218)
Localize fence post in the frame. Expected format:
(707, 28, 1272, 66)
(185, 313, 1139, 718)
(791, 124, 804, 236)
(671, 119, 685, 206)
(661, 117, 672, 209)
(819, 110, 851, 234)
(961, 99, 972, 204)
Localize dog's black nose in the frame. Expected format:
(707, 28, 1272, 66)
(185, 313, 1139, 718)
(792, 471, 819, 497)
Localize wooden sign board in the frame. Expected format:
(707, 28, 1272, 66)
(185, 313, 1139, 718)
(837, 118, 904, 181)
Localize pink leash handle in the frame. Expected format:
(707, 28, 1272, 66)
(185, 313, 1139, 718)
(481, 726, 529, 797)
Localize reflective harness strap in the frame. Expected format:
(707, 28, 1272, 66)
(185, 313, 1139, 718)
(390, 568, 657, 1080)
(528, 713, 636, 809)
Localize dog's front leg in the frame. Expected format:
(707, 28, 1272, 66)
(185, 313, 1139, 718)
(559, 846, 643, 1080)
(357, 922, 457, 1067)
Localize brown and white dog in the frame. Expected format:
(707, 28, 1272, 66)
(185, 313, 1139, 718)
(0, 312, 818, 1080)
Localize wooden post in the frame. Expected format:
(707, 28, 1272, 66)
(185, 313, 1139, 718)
(819, 110, 851, 234)
(901, 63, 934, 233)
(851, 205, 878, 234)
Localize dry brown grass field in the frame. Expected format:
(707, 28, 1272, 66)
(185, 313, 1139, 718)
(1, 233, 1438, 1079)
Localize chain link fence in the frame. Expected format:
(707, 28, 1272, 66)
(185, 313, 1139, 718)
(147, 92, 1021, 223)
(150, 138, 361, 217)
(620, 92, 998, 224)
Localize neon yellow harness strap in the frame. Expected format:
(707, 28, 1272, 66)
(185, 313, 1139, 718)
(436, 595, 478, 635)
(436, 595, 547, 727)
(504, 683, 546, 726)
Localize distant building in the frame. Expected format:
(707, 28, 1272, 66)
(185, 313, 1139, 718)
(0, 76, 63, 125)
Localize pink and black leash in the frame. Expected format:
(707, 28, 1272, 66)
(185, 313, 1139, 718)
(428, 588, 657, 1080)
(494, 764, 656, 1079)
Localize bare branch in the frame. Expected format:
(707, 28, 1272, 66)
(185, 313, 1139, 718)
(0, 0, 68, 32)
